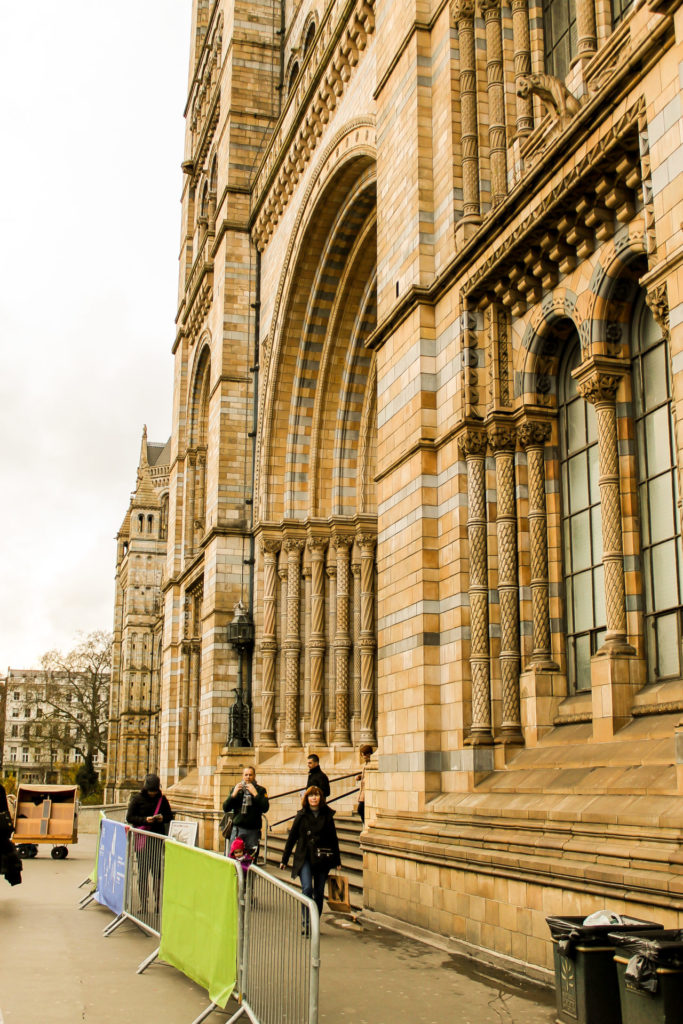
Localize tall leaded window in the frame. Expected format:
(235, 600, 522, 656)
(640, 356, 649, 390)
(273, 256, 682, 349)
(611, 0, 636, 26)
(542, 0, 577, 81)
(559, 334, 605, 691)
(632, 296, 683, 680)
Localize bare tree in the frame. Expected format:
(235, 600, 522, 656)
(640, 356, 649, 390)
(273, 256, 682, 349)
(40, 631, 112, 789)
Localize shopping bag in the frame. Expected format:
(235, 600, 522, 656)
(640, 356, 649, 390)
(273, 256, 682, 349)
(326, 871, 351, 913)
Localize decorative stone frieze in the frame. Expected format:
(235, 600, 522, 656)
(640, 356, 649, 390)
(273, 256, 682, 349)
(252, 0, 376, 250)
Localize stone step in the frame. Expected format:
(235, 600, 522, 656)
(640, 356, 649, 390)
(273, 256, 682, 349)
(263, 815, 364, 908)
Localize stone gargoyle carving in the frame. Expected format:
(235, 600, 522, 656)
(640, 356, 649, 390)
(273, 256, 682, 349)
(517, 73, 581, 125)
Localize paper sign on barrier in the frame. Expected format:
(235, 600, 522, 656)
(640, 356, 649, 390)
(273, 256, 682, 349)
(94, 818, 127, 915)
(159, 841, 239, 1008)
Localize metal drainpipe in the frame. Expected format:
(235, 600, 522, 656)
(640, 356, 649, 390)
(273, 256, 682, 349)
(245, 246, 261, 744)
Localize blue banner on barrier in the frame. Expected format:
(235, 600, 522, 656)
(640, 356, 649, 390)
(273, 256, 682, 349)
(94, 818, 127, 915)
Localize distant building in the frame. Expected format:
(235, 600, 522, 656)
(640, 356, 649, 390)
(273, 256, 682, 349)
(105, 428, 169, 801)
(0, 669, 107, 785)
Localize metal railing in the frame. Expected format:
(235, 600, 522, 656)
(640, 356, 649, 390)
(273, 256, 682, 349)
(224, 864, 320, 1024)
(121, 827, 167, 937)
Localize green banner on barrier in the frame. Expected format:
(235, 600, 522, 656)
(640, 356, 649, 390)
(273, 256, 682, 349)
(159, 841, 238, 1008)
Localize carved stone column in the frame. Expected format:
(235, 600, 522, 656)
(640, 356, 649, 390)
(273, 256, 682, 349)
(307, 535, 328, 744)
(179, 638, 191, 771)
(452, 0, 481, 223)
(259, 538, 280, 746)
(358, 533, 377, 745)
(573, 357, 633, 652)
(480, 0, 507, 206)
(459, 428, 493, 744)
(575, 0, 597, 65)
(352, 559, 362, 724)
(511, 0, 533, 135)
(189, 641, 200, 765)
(517, 420, 557, 667)
(194, 451, 206, 546)
(184, 452, 196, 558)
(283, 537, 305, 746)
(278, 556, 288, 738)
(488, 423, 523, 743)
(333, 534, 353, 745)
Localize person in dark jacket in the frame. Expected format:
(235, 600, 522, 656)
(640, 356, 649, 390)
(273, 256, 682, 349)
(0, 784, 22, 887)
(126, 773, 174, 910)
(279, 786, 341, 921)
(223, 766, 269, 852)
(306, 753, 330, 797)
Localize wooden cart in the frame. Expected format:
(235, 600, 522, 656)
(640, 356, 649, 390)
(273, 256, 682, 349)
(13, 784, 79, 859)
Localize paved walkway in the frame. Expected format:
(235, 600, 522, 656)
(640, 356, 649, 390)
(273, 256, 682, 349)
(0, 835, 556, 1023)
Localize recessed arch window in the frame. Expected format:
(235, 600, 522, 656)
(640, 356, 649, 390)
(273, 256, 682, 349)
(612, 0, 636, 26)
(632, 294, 683, 680)
(288, 60, 300, 94)
(303, 20, 316, 56)
(559, 330, 605, 691)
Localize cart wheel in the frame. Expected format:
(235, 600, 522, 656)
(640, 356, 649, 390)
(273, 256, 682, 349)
(51, 846, 68, 860)
(29, 845, 39, 858)
(17, 844, 32, 859)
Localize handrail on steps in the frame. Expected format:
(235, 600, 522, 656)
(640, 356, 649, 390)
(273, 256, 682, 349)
(268, 786, 360, 831)
(267, 771, 359, 803)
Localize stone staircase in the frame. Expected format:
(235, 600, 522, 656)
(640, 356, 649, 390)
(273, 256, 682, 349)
(262, 814, 364, 909)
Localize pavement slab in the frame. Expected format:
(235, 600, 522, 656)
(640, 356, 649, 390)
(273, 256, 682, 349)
(0, 834, 556, 1023)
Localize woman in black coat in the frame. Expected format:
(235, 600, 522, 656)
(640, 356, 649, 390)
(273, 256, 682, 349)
(0, 783, 22, 887)
(279, 786, 341, 919)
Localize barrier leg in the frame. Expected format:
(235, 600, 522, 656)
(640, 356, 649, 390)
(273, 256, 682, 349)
(137, 946, 160, 974)
(78, 874, 93, 888)
(79, 891, 95, 908)
(189, 1001, 219, 1024)
(103, 913, 127, 937)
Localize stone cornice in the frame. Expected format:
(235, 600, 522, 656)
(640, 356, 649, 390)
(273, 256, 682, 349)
(250, 0, 376, 251)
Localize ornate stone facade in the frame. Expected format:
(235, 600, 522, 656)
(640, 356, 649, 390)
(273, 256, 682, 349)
(122, 0, 683, 975)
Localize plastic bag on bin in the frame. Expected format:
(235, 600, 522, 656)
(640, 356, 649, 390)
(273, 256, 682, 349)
(625, 954, 659, 994)
(583, 911, 623, 927)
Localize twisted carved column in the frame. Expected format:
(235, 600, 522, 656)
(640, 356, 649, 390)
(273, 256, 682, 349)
(260, 538, 280, 745)
(518, 421, 557, 667)
(480, 0, 507, 206)
(358, 533, 377, 744)
(452, 0, 481, 219)
(333, 534, 353, 745)
(573, 357, 633, 651)
(278, 557, 288, 737)
(352, 560, 362, 722)
(575, 0, 597, 65)
(179, 639, 191, 768)
(184, 452, 196, 558)
(488, 424, 522, 741)
(459, 428, 493, 744)
(283, 538, 305, 746)
(511, 0, 533, 135)
(194, 451, 206, 545)
(307, 536, 328, 744)
(189, 641, 200, 765)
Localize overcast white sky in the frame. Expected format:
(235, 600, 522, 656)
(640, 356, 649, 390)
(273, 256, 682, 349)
(0, 1, 192, 669)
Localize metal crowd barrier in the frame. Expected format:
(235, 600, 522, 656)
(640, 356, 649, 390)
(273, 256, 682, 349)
(104, 826, 168, 938)
(223, 864, 320, 1024)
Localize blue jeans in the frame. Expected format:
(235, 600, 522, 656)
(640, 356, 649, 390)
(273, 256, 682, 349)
(230, 826, 260, 854)
(298, 857, 331, 918)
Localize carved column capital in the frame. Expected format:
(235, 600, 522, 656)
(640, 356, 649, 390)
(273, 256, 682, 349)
(517, 420, 552, 449)
(451, 0, 476, 21)
(283, 536, 306, 555)
(458, 426, 488, 457)
(479, 0, 501, 15)
(357, 532, 376, 552)
(572, 355, 629, 406)
(260, 536, 281, 558)
(306, 534, 329, 556)
(646, 283, 670, 342)
(487, 422, 517, 453)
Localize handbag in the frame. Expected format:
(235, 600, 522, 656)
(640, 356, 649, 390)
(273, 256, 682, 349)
(219, 809, 234, 840)
(326, 871, 350, 913)
(135, 796, 163, 852)
(305, 826, 336, 866)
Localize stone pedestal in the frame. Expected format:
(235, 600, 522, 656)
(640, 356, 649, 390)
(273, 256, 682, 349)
(591, 647, 646, 741)
(519, 665, 566, 746)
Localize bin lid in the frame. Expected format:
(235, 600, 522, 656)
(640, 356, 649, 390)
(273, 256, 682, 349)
(546, 915, 664, 946)
(610, 929, 683, 968)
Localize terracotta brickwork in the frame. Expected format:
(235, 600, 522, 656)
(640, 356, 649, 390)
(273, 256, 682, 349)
(115, 0, 683, 971)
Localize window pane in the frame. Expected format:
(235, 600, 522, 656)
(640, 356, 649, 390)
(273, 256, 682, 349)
(591, 506, 603, 562)
(639, 482, 650, 547)
(589, 442, 600, 503)
(575, 634, 592, 691)
(649, 473, 675, 544)
(655, 612, 680, 678)
(569, 453, 589, 511)
(640, 302, 662, 351)
(563, 519, 572, 576)
(645, 407, 671, 476)
(643, 346, 668, 410)
(586, 401, 598, 443)
(653, 540, 679, 609)
(571, 511, 592, 570)
(574, 571, 594, 632)
(593, 564, 605, 627)
(565, 577, 574, 632)
(567, 399, 586, 452)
